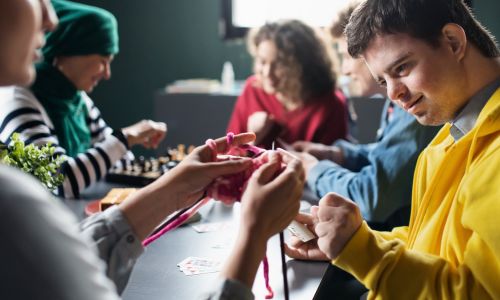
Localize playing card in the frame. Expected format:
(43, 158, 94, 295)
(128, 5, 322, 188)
(179, 257, 221, 269)
(177, 257, 222, 276)
(288, 220, 316, 242)
(179, 265, 220, 276)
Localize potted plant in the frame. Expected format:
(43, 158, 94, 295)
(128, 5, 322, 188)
(0, 133, 65, 190)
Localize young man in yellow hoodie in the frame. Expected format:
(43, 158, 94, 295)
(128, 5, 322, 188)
(286, 0, 500, 298)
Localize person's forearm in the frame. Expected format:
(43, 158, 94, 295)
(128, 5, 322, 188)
(222, 230, 268, 288)
(118, 177, 179, 241)
(329, 146, 344, 165)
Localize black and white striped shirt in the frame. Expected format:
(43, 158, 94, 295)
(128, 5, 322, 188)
(0, 86, 134, 198)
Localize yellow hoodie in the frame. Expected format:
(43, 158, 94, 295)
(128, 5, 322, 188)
(333, 87, 500, 299)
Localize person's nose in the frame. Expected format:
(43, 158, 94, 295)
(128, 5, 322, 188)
(341, 55, 354, 76)
(103, 62, 112, 80)
(386, 79, 409, 102)
(41, 0, 58, 32)
(261, 63, 272, 78)
(341, 60, 352, 76)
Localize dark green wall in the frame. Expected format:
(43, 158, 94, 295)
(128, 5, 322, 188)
(78, 0, 500, 140)
(77, 0, 252, 131)
(474, 1, 500, 44)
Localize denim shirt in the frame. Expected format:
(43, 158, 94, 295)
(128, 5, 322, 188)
(307, 99, 441, 225)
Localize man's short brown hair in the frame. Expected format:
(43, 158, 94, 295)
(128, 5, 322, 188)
(346, 0, 499, 58)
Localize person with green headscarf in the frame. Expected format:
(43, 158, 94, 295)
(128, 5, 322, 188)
(0, 0, 167, 198)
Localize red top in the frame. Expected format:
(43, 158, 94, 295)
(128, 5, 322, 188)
(227, 76, 348, 148)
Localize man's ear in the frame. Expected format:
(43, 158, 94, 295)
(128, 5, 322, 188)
(441, 23, 467, 61)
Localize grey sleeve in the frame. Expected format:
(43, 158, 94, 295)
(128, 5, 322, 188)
(201, 278, 255, 300)
(0, 165, 121, 300)
(79, 205, 144, 294)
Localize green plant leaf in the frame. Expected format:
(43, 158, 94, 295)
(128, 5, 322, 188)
(2, 133, 66, 190)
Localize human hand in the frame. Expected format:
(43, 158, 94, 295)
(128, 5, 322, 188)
(239, 149, 305, 241)
(292, 141, 344, 164)
(155, 132, 256, 210)
(315, 193, 363, 259)
(119, 133, 256, 241)
(122, 119, 167, 149)
(247, 111, 275, 141)
(219, 149, 304, 289)
(294, 151, 319, 176)
(284, 210, 329, 261)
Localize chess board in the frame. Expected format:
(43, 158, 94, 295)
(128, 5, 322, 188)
(105, 144, 194, 186)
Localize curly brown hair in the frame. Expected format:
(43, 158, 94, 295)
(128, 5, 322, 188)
(248, 20, 336, 102)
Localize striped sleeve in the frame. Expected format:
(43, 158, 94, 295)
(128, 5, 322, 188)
(0, 87, 133, 199)
(83, 93, 135, 173)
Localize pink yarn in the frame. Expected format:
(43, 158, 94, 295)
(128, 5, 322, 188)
(142, 197, 210, 247)
(206, 134, 268, 204)
(226, 132, 234, 145)
(263, 255, 274, 299)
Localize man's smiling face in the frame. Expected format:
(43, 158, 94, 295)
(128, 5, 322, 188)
(363, 31, 468, 126)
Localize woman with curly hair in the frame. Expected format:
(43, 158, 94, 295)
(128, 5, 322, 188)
(227, 19, 348, 148)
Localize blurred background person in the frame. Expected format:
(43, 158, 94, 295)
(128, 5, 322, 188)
(0, 0, 167, 198)
(227, 19, 348, 149)
(291, 0, 441, 230)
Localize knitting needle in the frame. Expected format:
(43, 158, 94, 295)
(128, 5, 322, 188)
(273, 141, 290, 300)
(148, 191, 207, 237)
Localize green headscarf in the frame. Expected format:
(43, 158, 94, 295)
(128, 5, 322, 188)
(31, 0, 119, 157)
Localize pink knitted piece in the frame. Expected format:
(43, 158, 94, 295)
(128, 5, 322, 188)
(205, 137, 268, 204)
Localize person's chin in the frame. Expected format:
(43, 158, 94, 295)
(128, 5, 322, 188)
(19, 68, 36, 87)
(415, 113, 444, 126)
(263, 85, 276, 95)
(81, 85, 95, 93)
(83, 82, 99, 93)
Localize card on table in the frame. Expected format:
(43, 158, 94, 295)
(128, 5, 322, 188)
(177, 256, 222, 276)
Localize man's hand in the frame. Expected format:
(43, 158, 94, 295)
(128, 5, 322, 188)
(292, 141, 344, 164)
(285, 211, 329, 261)
(122, 119, 167, 149)
(315, 193, 363, 259)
